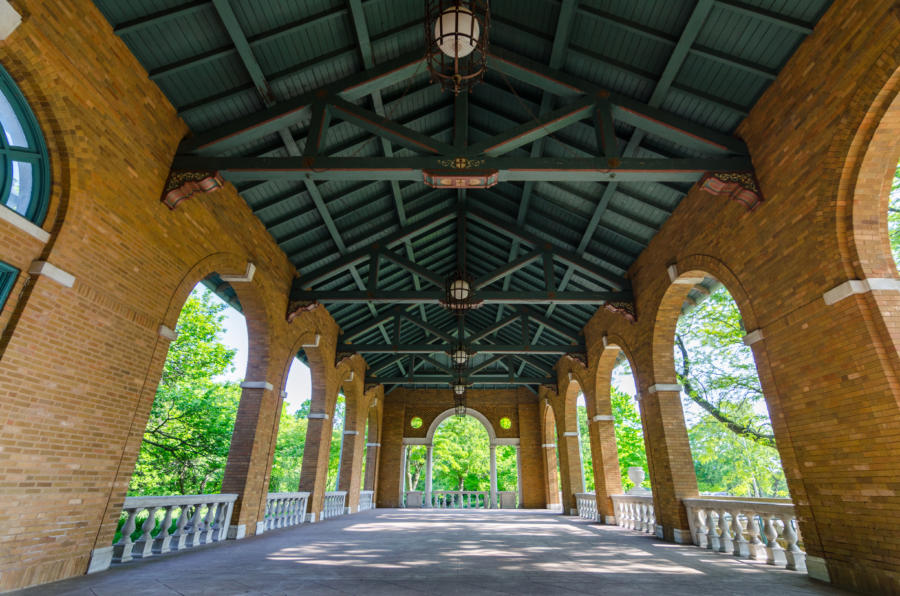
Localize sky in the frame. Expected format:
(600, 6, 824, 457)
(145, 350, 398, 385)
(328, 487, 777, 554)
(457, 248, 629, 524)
(207, 290, 311, 413)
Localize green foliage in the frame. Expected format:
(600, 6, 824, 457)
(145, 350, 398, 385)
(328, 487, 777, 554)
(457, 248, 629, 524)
(675, 285, 787, 497)
(576, 402, 594, 491)
(268, 400, 309, 492)
(433, 416, 489, 490)
(889, 162, 900, 267)
(610, 386, 649, 491)
(326, 395, 346, 490)
(129, 289, 241, 496)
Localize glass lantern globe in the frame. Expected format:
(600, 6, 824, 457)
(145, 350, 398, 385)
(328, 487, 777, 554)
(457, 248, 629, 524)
(452, 382, 466, 395)
(449, 278, 471, 301)
(435, 5, 480, 58)
(451, 348, 468, 367)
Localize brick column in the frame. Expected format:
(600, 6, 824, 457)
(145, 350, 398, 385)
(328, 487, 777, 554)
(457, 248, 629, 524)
(375, 398, 405, 507)
(639, 384, 698, 543)
(297, 408, 335, 522)
(363, 443, 379, 491)
(543, 444, 560, 507)
(556, 429, 584, 515)
(337, 428, 365, 512)
(517, 401, 547, 509)
(589, 417, 623, 524)
(220, 380, 282, 538)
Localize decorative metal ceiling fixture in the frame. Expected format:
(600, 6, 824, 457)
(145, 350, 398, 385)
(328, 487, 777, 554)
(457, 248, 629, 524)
(425, 0, 489, 95)
(440, 270, 483, 311)
(450, 343, 469, 369)
(451, 373, 468, 417)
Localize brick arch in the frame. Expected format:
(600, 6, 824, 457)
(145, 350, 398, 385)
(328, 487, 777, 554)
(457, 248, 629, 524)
(594, 333, 642, 402)
(561, 378, 583, 431)
(541, 399, 557, 445)
(835, 61, 900, 279)
(650, 255, 758, 386)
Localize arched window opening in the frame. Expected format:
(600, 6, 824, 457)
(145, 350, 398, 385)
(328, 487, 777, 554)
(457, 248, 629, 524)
(268, 356, 311, 492)
(404, 445, 427, 493)
(675, 283, 787, 498)
(127, 284, 247, 499)
(359, 417, 369, 487)
(888, 161, 900, 270)
(575, 392, 593, 492)
(327, 393, 346, 490)
(0, 64, 50, 223)
(432, 415, 490, 491)
(610, 357, 648, 492)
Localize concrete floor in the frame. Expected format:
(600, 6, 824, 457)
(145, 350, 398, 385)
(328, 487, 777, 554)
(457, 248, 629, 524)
(18, 509, 848, 596)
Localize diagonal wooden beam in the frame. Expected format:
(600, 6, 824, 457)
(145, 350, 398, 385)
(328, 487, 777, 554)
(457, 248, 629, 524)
(473, 250, 542, 290)
(328, 96, 456, 155)
(178, 51, 425, 154)
(379, 250, 444, 289)
(469, 312, 521, 343)
(468, 97, 595, 157)
(296, 207, 457, 286)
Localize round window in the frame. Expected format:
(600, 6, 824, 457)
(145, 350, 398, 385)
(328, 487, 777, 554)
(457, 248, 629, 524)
(0, 65, 49, 224)
(499, 417, 512, 430)
(410, 416, 423, 429)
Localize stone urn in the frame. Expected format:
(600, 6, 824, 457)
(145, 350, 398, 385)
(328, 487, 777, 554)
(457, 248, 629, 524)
(627, 466, 648, 494)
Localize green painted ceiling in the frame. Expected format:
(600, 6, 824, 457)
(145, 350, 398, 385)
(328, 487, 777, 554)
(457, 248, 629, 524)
(92, 0, 831, 392)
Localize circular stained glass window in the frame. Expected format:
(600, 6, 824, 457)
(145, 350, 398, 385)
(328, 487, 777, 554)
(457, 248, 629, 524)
(0, 65, 49, 224)
(410, 416, 423, 429)
(499, 417, 512, 430)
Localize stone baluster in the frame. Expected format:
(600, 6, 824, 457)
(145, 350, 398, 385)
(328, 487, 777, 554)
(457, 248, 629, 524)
(153, 505, 176, 555)
(692, 506, 707, 548)
(113, 508, 139, 563)
(201, 502, 218, 543)
(780, 515, 806, 572)
(763, 514, 786, 566)
(171, 505, 190, 550)
(717, 508, 733, 553)
(707, 509, 720, 550)
(185, 504, 205, 548)
(133, 506, 160, 558)
(745, 513, 764, 560)
(731, 510, 749, 557)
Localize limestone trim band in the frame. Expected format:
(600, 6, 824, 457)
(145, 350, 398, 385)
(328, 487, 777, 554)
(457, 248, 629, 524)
(302, 334, 321, 348)
(219, 262, 256, 283)
(823, 278, 900, 305)
(308, 412, 329, 420)
(562, 431, 579, 437)
(158, 325, 178, 341)
(343, 430, 358, 435)
(542, 443, 557, 448)
(666, 264, 703, 285)
(240, 381, 274, 391)
(366, 442, 381, 447)
(28, 260, 75, 287)
(742, 329, 764, 345)
(647, 384, 682, 394)
(0, 1, 21, 40)
(0, 204, 49, 242)
(592, 414, 614, 422)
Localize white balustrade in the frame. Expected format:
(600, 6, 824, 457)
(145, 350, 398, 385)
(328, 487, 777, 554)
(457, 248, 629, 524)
(262, 492, 309, 532)
(358, 490, 375, 511)
(575, 493, 598, 521)
(682, 498, 805, 573)
(429, 490, 491, 509)
(112, 493, 237, 564)
(323, 491, 347, 519)
(610, 494, 655, 534)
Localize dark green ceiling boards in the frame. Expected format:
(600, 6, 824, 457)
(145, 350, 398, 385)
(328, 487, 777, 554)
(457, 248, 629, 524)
(93, 0, 831, 391)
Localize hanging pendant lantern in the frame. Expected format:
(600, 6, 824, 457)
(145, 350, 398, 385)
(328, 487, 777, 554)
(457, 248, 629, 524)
(450, 344, 469, 369)
(451, 373, 467, 417)
(425, 1, 490, 95)
(440, 270, 483, 311)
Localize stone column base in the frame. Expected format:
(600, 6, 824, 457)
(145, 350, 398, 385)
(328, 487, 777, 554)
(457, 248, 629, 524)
(255, 521, 266, 535)
(672, 528, 693, 544)
(603, 515, 617, 525)
(655, 524, 664, 539)
(306, 512, 319, 523)
(806, 555, 831, 583)
(87, 546, 113, 574)
(227, 524, 247, 540)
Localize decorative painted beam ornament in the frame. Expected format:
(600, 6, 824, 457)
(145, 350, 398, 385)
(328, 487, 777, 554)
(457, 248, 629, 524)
(699, 171, 763, 210)
(423, 168, 499, 189)
(161, 170, 224, 209)
(604, 300, 637, 322)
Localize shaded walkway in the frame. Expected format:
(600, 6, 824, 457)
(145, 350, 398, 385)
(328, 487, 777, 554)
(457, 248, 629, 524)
(20, 510, 846, 595)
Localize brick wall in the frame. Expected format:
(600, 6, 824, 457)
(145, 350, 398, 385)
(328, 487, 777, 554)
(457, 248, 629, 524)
(375, 388, 545, 508)
(576, 1, 900, 591)
(0, 1, 343, 590)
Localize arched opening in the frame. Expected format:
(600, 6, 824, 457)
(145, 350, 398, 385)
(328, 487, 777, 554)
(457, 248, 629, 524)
(327, 392, 346, 490)
(267, 356, 311, 492)
(595, 345, 648, 493)
(541, 401, 561, 509)
(431, 414, 490, 507)
(658, 274, 787, 499)
(127, 281, 248, 498)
